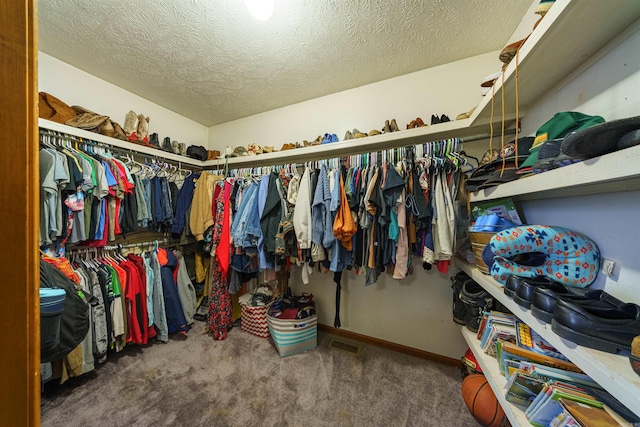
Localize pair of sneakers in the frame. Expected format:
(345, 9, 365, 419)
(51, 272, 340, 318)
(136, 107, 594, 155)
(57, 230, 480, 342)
(431, 114, 451, 125)
(451, 272, 493, 332)
(321, 133, 339, 144)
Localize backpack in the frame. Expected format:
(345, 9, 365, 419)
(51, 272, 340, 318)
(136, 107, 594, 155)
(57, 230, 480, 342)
(186, 145, 208, 160)
(40, 260, 90, 363)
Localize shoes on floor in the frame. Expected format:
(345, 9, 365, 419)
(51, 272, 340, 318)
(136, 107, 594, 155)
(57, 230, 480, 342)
(551, 299, 640, 354)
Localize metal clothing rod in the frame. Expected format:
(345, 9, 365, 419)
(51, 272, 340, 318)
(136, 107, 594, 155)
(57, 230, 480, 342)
(66, 238, 177, 254)
(39, 127, 203, 170)
(460, 128, 517, 143)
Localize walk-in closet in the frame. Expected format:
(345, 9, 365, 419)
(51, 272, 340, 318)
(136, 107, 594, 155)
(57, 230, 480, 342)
(2, 1, 640, 426)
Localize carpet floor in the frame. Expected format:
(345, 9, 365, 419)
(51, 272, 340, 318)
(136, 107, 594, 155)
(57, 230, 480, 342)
(41, 321, 480, 427)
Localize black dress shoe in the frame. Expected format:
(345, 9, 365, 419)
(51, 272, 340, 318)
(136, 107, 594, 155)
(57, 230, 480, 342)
(532, 288, 621, 323)
(431, 114, 440, 125)
(504, 274, 548, 299)
(440, 114, 451, 123)
(551, 299, 640, 354)
(511, 276, 556, 308)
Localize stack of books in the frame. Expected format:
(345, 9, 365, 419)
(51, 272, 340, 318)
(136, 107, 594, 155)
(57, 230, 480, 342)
(477, 311, 517, 358)
(475, 311, 639, 426)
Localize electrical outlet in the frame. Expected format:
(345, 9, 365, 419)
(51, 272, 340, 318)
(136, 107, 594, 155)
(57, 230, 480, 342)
(602, 258, 615, 276)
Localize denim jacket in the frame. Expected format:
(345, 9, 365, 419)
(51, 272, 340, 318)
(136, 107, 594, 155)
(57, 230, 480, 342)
(231, 181, 261, 248)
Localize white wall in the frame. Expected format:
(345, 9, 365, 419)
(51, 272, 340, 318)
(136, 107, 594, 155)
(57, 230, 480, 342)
(211, 52, 505, 359)
(517, 26, 640, 305)
(38, 52, 208, 148)
(208, 51, 500, 152)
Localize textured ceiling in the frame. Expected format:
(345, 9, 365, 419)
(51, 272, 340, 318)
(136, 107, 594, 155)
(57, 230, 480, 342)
(38, 0, 533, 127)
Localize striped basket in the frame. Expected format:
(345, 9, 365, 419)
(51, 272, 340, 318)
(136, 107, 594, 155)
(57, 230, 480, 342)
(241, 304, 272, 339)
(267, 313, 318, 357)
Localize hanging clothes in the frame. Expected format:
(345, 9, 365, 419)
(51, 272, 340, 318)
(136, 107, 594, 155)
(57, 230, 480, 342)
(208, 185, 233, 340)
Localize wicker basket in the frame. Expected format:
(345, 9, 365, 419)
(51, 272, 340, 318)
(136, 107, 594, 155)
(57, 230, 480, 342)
(469, 231, 496, 274)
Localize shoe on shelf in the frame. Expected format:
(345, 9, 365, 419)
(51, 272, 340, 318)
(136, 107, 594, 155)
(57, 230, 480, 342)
(451, 272, 470, 325)
(532, 288, 623, 324)
(248, 143, 263, 155)
(344, 130, 353, 140)
(499, 37, 528, 65)
(161, 137, 173, 152)
(368, 129, 381, 136)
(149, 132, 160, 148)
(551, 299, 640, 354)
(513, 276, 561, 309)
(382, 120, 391, 133)
(415, 117, 426, 127)
(431, 114, 440, 125)
(456, 106, 477, 120)
(123, 110, 138, 142)
(136, 114, 149, 144)
(440, 114, 450, 123)
(459, 278, 493, 333)
(481, 71, 501, 88)
(406, 119, 416, 129)
(390, 119, 399, 132)
(330, 133, 339, 142)
(353, 129, 367, 138)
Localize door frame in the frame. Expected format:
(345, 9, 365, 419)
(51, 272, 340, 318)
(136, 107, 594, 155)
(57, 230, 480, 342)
(0, 0, 40, 424)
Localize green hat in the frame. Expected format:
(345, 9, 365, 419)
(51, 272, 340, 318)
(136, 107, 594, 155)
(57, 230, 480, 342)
(518, 112, 605, 170)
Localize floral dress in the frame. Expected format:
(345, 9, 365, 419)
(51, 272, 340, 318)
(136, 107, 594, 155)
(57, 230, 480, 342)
(208, 181, 233, 340)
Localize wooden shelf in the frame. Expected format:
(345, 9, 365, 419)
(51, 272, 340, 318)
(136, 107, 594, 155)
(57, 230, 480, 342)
(469, 143, 640, 202)
(469, 0, 640, 127)
(455, 258, 640, 419)
(460, 326, 531, 427)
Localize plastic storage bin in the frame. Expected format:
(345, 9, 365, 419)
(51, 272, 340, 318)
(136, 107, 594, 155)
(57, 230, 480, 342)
(266, 314, 317, 357)
(40, 288, 66, 356)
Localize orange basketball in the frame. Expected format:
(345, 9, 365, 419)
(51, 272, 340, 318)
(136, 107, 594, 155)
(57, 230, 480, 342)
(462, 374, 510, 427)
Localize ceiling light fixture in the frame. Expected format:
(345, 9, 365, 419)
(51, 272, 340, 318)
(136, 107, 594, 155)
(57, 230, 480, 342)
(245, 0, 275, 21)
